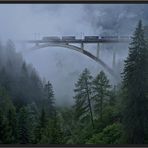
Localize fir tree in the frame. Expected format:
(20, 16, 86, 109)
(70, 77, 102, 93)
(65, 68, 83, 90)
(0, 87, 16, 143)
(7, 108, 18, 143)
(34, 108, 48, 143)
(92, 71, 111, 120)
(44, 81, 56, 119)
(122, 20, 148, 144)
(109, 86, 116, 106)
(26, 102, 39, 143)
(0, 109, 13, 144)
(73, 68, 94, 128)
(50, 112, 63, 144)
(18, 107, 29, 144)
(40, 112, 63, 144)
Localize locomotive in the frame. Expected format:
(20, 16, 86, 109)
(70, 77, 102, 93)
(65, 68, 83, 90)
(42, 36, 61, 41)
(62, 36, 75, 41)
(84, 36, 99, 40)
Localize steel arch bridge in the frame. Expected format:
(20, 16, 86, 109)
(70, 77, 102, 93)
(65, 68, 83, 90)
(22, 36, 130, 80)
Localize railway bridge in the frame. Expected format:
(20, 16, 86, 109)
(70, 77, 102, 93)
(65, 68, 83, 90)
(22, 36, 130, 80)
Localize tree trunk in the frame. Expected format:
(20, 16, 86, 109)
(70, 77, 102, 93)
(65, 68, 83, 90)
(85, 79, 94, 129)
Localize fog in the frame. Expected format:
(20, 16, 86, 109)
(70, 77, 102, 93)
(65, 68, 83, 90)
(0, 4, 148, 105)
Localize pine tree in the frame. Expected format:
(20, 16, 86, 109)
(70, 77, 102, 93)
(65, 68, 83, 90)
(92, 71, 111, 120)
(18, 107, 29, 144)
(34, 108, 48, 143)
(40, 109, 48, 128)
(16, 62, 30, 107)
(0, 87, 16, 143)
(122, 20, 148, 144)
(50, 111, 63, 144)
(0, 109, 13, 144)
(26, 102, 39, 143)
(7, 108, 18, 143)
(40, 112, 63, 144)
(29, 69, 44, 105)
(109, 86, 116, 106)
(0, 67, 11, 91)
(0, 109, 4, 143)
(73, 68, 94, 128)
(44, 81, 56, 119)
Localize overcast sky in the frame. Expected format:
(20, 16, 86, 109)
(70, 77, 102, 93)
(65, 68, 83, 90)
(0, 4, 148, 105)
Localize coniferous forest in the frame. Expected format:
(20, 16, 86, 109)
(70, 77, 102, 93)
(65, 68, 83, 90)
(0, 20, 148, 144)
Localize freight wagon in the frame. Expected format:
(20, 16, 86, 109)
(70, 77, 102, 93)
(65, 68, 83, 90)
(84, 36, 99, 40)
(62, 36, 76, 41)
(42, 36, 61, 41)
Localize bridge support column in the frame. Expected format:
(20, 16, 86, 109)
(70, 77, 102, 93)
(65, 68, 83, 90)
(81, 43, 84, 50)
(21, 42, 26, 50)
(112, 49, 116, 69)
(97, 43, 100, 58)
(35, 42, 39, 46)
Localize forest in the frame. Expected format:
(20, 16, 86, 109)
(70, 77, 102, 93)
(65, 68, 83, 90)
(0, 20, 148, 144)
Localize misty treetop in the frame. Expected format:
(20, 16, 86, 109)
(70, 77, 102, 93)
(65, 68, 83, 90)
(0, 40, 44, 107)
(0, 20, 148, 144)
(122, 20, 148, 144)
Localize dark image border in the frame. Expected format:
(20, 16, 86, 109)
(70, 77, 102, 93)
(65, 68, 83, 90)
(0, 0, 147, 147)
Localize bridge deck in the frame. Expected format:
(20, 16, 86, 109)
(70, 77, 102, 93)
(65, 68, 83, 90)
(25, 39, 130, 44)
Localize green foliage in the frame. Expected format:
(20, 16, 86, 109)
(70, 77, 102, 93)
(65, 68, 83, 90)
(87, 123, 122, 144)
(92, 71, 111, 120)
(0, 109, 13, 144)
(0, 87, 15, 115)
(0, 20, 148, 144)
(40, 117, 63, 144)
(7, 108, 18, 143)
(34, 110, 63, 144)
(34, 108, 48, 143)
(59, 107, 77, 143)
(0, 40, 44, 107)
(102, 105, 120, 126)
(18, 107, 29, 144)
(122, 20, 148, 144)
(73, 68, 94, 128)
(26, 102, 39, 143)
(0, 87, 17, 143)
(43, 81, 56, 118)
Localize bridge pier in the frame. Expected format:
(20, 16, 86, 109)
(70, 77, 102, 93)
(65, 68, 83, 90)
(35, 42, 39, 46)
(81, 43, 84, 50)
(112, 49, 116, 69)
(97, 43, 100, 58)
(21, 42, 27, 50)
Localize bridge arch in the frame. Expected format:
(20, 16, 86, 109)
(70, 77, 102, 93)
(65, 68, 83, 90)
(27, 43, 119, 80)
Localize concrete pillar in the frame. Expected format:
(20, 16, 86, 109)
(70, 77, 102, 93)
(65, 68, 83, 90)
(97, 43, 100, 58)
(112, 49, 116, 69)
(21, 42, 26, 50)
(81, 43, 84, 50)
(35, 42, 39, 46)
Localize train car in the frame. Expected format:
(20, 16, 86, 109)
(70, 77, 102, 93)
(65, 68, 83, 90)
(101, 36, 118, 39)
(119, 36, 130, 39)
(84, 36, 99, 41)
(42, 36, 61, 41)
(62, 36, 75, 41)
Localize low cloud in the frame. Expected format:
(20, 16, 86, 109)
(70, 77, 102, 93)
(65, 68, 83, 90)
(0, 4, 147, 105)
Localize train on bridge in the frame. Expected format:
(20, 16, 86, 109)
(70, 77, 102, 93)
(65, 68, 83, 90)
(42, 36, 130, 42)
(24, 35, 130, 80)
